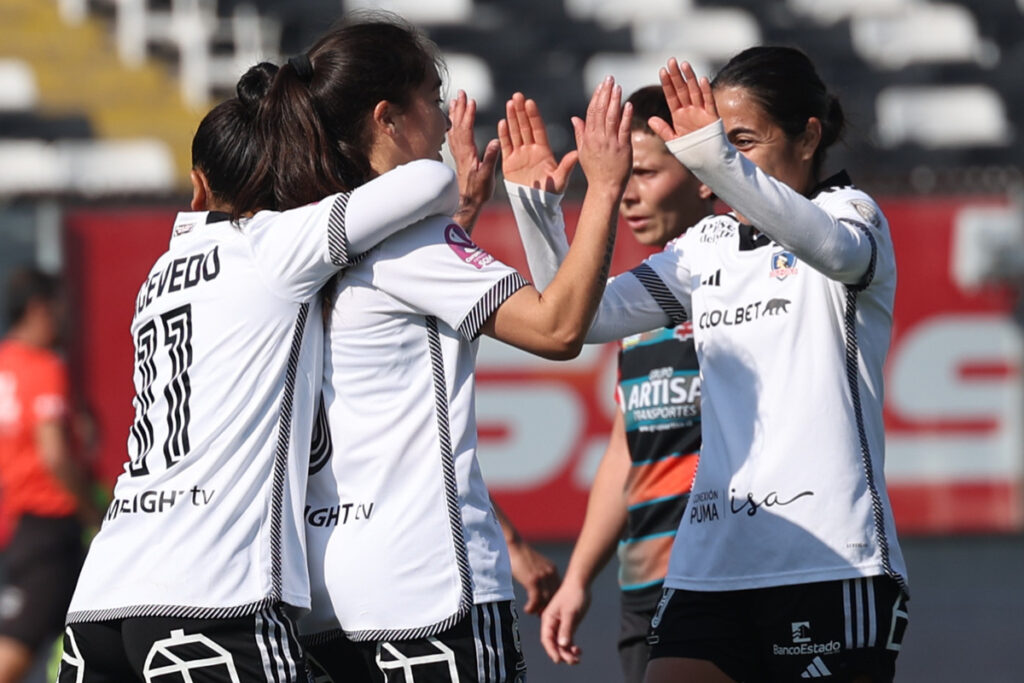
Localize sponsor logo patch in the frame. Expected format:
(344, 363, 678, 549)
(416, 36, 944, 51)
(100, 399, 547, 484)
(445, 224, 494, 269)
(849, 199, 882, 228)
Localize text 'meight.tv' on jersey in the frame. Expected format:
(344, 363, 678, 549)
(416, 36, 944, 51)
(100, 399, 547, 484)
(301, 217, 528, 643)
(66, 160, 459, 623)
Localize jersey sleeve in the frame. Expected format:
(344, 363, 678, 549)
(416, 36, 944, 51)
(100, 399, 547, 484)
(504, 180, 569, 290)
(817, 190, 894, 291)
(29, 354, 69, 424)
(666, 120, 873, 285)
(246, 159, 460, 301)
(369, 216, 529, 340)
(585, 238, 693, 344)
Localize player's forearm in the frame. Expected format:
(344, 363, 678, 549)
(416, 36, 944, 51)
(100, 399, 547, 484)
(505, 181, 568, 291)
(563, 422, 630, 588)
(667, 120, 871, 280)
(527, 182, 621, 354)
(37, 423, 99, 521)
(344, 159, 460, 255)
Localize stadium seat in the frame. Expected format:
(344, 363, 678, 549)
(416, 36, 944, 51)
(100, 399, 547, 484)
(564, 0, 692, 28)
(583, 53, 711, 102)
(875, 85, 1012, 148)
(0, 59, 39, 111)
(0, 139, 175, 196)
(0, 113, 93, 140)
(66, 139, 176, 195)
(632, 7, 762, 62)
(851, 3, 998, 69)
(786, 0, 912, 25)
(444, 53, 495, 108)
(343, 0, 473, 24)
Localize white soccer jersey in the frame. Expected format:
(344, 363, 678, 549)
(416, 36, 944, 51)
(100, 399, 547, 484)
(66, 160, 458, 623)
(300, 217, 528, 641)
(510, 122, 907, 593)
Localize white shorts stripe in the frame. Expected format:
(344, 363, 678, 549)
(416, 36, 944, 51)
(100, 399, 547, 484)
(842, 580, 853, 650)
(471, 605, 487, 682)
(482, 604, 496, 682)
(254, 611, 276, 683)
(853, 578, 865, 648)
(489, 603, 506, 683)
(268, 611, 288, 682)
(866, 576, 878, 647)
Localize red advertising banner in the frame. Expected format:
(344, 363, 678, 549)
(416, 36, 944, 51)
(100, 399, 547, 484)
(64, 197, 1023, 539)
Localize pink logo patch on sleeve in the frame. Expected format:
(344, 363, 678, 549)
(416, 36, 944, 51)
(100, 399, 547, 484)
(444, 224, 495, 269)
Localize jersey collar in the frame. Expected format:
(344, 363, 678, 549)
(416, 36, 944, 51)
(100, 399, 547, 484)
(808, 170, 853, 199)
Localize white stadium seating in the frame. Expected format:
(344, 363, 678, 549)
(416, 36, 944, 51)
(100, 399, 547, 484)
(875, 85, 1012, 149)
(0, 139, 176, 196)
(851, 3, 998, 68)
(632, 8, 762, 62)
(0, 60, 39, 112)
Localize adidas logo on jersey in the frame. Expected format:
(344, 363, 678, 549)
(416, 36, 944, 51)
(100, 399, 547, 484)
(800, 656, 833, 678)
(701, 270, 722, 286)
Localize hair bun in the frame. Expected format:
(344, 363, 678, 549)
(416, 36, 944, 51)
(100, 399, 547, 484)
(236, 62, 279, 110)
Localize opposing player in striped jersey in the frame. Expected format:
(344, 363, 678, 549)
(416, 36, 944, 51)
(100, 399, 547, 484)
(246, 17, 631, 682)
(58, 62, 460, 683)
(526, 86, 713, 682)
(513, 49, 908, 683)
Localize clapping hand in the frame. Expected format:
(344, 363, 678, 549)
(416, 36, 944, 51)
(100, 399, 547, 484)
(448, 89, 500, 232)
(648, 59, 719, 143)
(499, 92, 578, 194)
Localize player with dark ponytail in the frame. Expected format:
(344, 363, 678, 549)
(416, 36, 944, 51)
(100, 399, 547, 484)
(58, 49, 461, 683)
(514, 46, 909, 683)
(258, 13, 635, 682)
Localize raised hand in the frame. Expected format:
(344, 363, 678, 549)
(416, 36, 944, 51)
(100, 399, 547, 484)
(448, 90, 500, 232)
(648, 58, 719, 143)
(571, 76, 632, 192)
(499, 92, 578, 194)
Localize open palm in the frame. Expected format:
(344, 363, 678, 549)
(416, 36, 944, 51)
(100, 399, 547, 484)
(499, 92, 578, 194)
(649, 59, 720, 143)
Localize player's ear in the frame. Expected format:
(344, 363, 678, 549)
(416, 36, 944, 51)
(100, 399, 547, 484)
(800, 117, 822, 162)
(698, 183, 713, 201)
(190, 168, 212, 211)
(371, 100, 400, 139)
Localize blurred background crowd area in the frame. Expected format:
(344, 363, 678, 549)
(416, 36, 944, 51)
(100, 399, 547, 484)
(1, 1, 1023, 680)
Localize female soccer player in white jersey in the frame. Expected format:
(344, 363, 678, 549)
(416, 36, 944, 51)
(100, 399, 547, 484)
(57, 62, 461, 682)
(512, 48, 909, 683)
(245, 15, 632, 683)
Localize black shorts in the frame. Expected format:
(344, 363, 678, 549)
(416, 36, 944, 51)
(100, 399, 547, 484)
(648, 575, 909, 682)
(58, 605, 310, 682)
(0, 514, 84, 651)
(305, 601, 526, 683)
(618, 604, 654, 683)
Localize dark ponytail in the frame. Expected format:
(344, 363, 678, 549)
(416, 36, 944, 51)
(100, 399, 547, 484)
(192, 61, 278, 219)
(239, 12, 443, 212)
(712, 46, 845, 179)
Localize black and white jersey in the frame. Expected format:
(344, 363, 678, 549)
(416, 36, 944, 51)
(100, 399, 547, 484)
(510, 121, 907, 594)
(300, 217, 528, 642)
(66, 160, 459, 623)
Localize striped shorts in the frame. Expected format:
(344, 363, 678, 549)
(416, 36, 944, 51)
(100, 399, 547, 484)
(305, 601, 526, 683)
(647, 575, 909, 682)
(58, 604, 310, 682)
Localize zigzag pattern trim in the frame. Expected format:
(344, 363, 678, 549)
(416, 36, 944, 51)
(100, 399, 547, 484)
(632, 263, 688, 325)
(458, 273, 529, 340)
